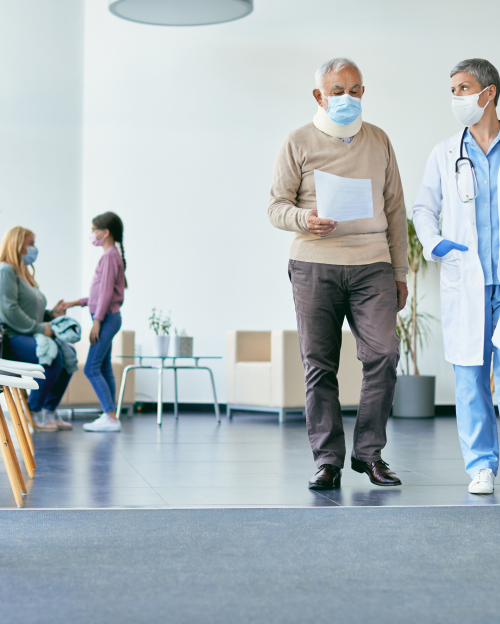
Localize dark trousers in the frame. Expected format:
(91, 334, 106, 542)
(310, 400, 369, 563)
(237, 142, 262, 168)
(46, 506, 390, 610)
(289, 260, 400, 469)
(8, 335, 72, 412)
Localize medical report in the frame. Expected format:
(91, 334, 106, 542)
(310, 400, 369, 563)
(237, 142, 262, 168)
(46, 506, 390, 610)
(314, 169, 374, 222)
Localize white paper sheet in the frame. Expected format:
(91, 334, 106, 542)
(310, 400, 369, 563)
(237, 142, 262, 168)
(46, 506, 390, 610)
(314, 169, 374, 222)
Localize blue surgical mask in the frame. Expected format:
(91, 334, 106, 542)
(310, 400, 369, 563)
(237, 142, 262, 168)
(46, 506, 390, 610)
(22, 246, 38, 266)
(322, 92, 362, 126)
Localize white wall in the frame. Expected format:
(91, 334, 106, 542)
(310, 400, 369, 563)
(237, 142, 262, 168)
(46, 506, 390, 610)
(0, 0, 84, 310)
(80, 0, 500, 405)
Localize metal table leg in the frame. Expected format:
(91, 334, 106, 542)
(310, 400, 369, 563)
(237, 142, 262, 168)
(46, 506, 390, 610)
(116, 364, 141, 420)
(157, 365, 164, 426)
(173, 367, 179, 420)
(202, 367, 220, 423)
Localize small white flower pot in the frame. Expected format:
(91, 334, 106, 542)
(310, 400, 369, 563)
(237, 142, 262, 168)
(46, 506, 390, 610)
(171, 336, 193, 357)
(154, 335, 170, 358)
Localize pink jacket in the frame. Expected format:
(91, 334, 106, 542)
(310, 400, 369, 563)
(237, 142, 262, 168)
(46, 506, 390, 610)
(80, 246, 125, 321)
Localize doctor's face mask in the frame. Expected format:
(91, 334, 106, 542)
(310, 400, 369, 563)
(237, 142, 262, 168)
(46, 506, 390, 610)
(451, 72, 493, 126)
(452, 87, 489, 126)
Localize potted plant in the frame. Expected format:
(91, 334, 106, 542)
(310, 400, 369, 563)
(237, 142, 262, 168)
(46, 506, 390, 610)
(171, 328, 194, 357)
(392, 217, 437, 418)
(149, 308, 172, 357)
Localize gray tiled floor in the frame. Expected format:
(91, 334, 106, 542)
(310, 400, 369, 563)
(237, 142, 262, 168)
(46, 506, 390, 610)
(1, 412, 499, 508)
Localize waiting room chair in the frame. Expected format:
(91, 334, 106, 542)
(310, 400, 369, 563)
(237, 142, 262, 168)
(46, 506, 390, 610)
(0, 366, 42, 507)
(226, 329, 363, 422)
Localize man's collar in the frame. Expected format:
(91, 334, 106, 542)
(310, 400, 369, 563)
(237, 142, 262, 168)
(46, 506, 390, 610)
(313, 105, 362, 138)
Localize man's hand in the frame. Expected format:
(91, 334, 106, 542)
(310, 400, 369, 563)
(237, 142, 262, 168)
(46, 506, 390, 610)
(90, 319, 101, 345)
(395, 281, 408, 312)
(306, 210, 338, 237)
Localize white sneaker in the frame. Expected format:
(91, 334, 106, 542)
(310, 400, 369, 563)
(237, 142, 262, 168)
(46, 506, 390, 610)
(469, 469, 495, 494)
(83, 413, 121, 432)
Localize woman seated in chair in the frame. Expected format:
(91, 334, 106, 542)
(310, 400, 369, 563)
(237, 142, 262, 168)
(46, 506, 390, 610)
(0, 226, 73, 431)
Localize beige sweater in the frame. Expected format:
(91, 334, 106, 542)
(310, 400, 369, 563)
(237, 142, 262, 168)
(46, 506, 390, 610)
(268, 115, 408, 282)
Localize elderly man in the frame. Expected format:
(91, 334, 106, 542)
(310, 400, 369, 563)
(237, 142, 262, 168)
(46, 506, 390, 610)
(269, 58, 408, 490)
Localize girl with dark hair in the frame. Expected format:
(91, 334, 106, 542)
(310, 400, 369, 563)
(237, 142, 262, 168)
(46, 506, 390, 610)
(63, 212, 127, 432)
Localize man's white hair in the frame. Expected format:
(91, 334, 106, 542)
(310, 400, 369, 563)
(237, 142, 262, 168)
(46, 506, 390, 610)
(315, 58, 363, 90)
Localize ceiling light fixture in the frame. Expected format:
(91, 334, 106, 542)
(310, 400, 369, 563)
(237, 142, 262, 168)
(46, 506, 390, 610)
(108, 0, 254, 27)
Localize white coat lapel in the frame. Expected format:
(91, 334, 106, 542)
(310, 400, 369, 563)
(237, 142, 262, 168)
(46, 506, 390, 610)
(446, 134, 478, 251)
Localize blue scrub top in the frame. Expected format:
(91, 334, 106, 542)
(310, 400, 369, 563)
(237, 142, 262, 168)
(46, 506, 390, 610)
(464, 129, 500, 285)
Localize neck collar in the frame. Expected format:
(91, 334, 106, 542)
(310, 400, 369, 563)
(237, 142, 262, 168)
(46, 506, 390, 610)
(313, 105, 362, 138)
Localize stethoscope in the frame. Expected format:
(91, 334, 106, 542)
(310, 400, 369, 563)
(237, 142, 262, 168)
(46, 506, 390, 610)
(455, 127, 478, 203)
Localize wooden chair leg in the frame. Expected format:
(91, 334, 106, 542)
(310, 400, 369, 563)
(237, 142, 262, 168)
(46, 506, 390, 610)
(19, 388, 35, 429)
(0, 406, 25, 505)
(12, 388, 35, 459)
(0, 406, 27, 494)
(0, 413, 23, 507)
(491, 371, 495, 395)
(4, 387, 35, 478)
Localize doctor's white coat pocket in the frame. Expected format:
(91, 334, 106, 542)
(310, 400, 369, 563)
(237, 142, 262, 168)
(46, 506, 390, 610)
(439, 250, 462, 294)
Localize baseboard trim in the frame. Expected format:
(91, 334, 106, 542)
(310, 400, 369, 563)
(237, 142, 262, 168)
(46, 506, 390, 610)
(135, 402, 227, 414)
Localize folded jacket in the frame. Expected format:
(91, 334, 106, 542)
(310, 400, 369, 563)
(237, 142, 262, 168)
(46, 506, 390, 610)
(34, 334, 78, 374)
(50, 315, 81, 344)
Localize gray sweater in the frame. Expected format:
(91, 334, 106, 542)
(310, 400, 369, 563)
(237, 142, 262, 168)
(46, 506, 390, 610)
(0, 263, 51, 337)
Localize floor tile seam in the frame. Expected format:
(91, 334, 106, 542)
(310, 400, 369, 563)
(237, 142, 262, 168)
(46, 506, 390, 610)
(113, 444, 161, 491)
(149, 484, 176, 506)
(309, 490, 342, 506)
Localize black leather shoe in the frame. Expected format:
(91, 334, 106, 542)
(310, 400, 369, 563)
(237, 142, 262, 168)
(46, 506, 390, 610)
(351, 458, 402, 486)
(308, 464, 342, 490)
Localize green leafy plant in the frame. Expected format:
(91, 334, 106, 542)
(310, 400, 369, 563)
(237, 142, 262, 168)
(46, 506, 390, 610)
(396, 218, 436, 375)
(149, 308, 172, 336)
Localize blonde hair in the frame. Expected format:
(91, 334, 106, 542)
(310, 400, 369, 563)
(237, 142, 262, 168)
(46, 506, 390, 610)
(0, 226, 38, 287)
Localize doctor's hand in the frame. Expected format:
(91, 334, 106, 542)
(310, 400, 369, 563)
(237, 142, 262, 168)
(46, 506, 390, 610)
(395, 281, 408, 312)
(432, 240, 468, 257)
(307, 210, 338, 237)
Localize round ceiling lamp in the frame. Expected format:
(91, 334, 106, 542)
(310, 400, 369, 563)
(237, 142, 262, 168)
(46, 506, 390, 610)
(108, 0, 254, 27)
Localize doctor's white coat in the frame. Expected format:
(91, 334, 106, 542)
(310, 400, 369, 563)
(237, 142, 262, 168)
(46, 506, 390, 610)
(413, 130, 500, 366)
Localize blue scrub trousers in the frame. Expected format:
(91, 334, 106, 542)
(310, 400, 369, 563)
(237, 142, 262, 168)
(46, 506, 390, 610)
(454, 285, 500, 477)
(84, 312, 122, 414)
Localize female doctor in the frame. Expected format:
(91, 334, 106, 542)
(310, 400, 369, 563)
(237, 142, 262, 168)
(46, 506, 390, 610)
(413, 58, 500, 495)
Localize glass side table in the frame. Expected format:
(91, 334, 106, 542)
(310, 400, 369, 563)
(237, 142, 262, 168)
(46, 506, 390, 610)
(115, 356, 222, 425)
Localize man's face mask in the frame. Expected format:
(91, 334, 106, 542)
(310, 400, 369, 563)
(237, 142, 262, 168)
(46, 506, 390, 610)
(322, 92, 362, 126)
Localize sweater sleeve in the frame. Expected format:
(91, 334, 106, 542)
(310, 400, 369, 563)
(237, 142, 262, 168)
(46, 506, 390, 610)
(93, 254, 118, 322)
(80, 298, 89, 307)
(268, 136, 311, 233)
(0, 267, 46, 335)
(383, 137, 409, 283)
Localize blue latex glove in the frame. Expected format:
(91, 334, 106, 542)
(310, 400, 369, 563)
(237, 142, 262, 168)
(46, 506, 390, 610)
(432, 240, 468, 257)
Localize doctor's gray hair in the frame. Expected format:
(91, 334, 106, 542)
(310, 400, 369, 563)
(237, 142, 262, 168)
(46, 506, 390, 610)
(450, 58, 500, 106)
(315, 58, 363, 90)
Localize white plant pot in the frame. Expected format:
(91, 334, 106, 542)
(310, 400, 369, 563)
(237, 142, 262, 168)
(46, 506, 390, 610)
(171, 336, 193, 357)
(154, 335, 170, 358)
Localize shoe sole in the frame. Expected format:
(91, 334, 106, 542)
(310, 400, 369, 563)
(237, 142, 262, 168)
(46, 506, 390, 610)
(308, 476, 342, 490)
(469, 488, 494, 495)
(83, 428, 121, 432)
(351, 460, 402, 487)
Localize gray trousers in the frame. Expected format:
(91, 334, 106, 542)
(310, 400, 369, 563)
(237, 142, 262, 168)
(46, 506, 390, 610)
(289, 260, 400, 469)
